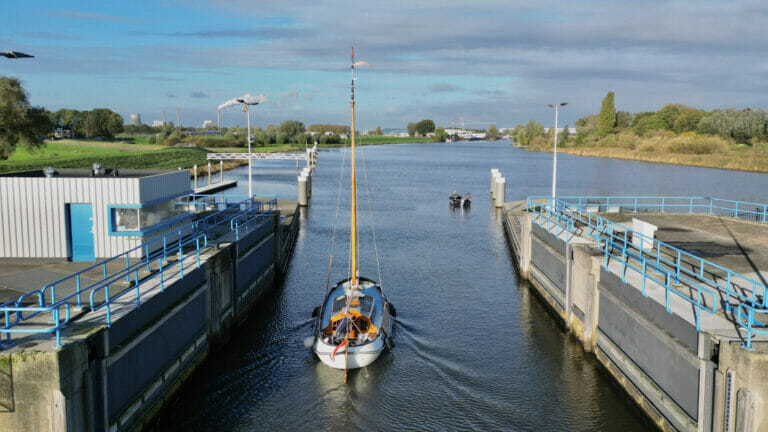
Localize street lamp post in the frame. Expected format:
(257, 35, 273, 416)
(240, 102, 258, 198)
(219, 94, 261, 199)
(548, 102, 567, 203)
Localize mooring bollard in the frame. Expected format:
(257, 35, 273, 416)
(207, 162, 212, 186)
(494, 177, 506, 207)
(219, 160, 224, 183)
(193, 165, 198, 188)
(491, 169, 501, 197)
(298, 176, 308, 206)
(301, 168, 311, 197)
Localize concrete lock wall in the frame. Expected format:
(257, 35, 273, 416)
(501, 207, 728, 432)
(0, 208, 298, 432)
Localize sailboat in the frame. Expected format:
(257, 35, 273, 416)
(310, 47, 395, 374)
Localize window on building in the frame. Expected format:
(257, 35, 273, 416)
(110, 197, 188, 234)
(113, 208, 140, 231)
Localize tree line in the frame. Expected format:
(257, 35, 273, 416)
(509, 91, 768, 147)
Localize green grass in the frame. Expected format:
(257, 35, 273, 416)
(3, 142, 127, 162)
(0, 142, 210, 173)
(55, 139, 162, 151)
(0, 135, 435, 173)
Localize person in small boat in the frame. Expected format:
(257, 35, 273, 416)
(451, 190, 460, 199)
(464, 193, 471, 201)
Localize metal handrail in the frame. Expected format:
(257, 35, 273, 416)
(599, 228, 718, 331)
(0, 194, 279, 349)
(230, 201, 273, 241)
(531, 196, 768, 222)
(737, 304, 768, 349)
(1, 232, 208, 347)
(526, 196, 768, 347)
(544, 198, 767, 310)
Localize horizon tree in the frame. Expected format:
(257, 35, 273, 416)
(597, 91, 616, 137)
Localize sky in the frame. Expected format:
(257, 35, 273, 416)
(1, 1, 767, 130)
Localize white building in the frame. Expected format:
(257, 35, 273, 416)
(544, 127, 577, 136)
(202, 120, 214, 128)
(0, 167, 193, 261)
(153, 120, 165, 127)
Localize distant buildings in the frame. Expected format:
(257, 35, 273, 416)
(152, 120, 165, 127)
(202, 120, 214, 128)
(544, 127, 576, 136)
(53, 128, 73, 139)
(130, 113, 142, 125)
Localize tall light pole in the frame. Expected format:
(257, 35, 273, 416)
(548, 102, 567, 202)
(237, 99, 259, 198)
(219, 94, 261, 199)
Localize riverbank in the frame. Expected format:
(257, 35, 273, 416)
(0, 137, 432, 174)
(0, 141, 292, 174)
(525, 132, 768, 173)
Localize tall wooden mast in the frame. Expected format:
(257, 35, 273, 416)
(350, 46, 358, 289)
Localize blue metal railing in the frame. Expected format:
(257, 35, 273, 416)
(230, 199, 276, 241)
(737, 304, 768, 349)
(528, 202, 575, 242)
(526, 196, 768, 347)
(0, 194, 279, 348)
(545, 196, 768, 223)
(1, 230, 208, 347)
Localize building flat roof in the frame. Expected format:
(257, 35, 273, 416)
(0, 168, 182, 179)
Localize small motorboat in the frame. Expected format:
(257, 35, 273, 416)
(449, 191, 471, 208)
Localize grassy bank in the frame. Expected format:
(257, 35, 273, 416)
(526, 131, 768, 173)
(0, 140, 322, 174)
(0, 145, 212, 173)
(0, 136, 436, 174)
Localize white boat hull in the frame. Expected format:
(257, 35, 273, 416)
(313, 336, 386, 369)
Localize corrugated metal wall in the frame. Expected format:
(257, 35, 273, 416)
(0, 172, 190, 260)
(139, 170, 190, 203)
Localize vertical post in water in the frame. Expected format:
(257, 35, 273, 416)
(193, 165, 198, 189)
(207, 162, 212, 186)
(220, 160, 224, 184)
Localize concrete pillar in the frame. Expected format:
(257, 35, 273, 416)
(494, 177, 506, 207)
(298, 176, 308, 206)
(491, 169, 500, 196)
(736, 388, 756, 432)
(570, 244, 602, 352)
(193, 165, 198, 188)
(520, 212, 532, 278)
(207, 162, 212, 186)
(219, 161, 223, 184)
(301, 168, 311, 197)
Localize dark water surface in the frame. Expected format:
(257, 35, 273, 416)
(158, 142, 768, 431)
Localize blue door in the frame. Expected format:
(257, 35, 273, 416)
(68, 203, 95, 261)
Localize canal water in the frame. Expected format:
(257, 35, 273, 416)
(157, 141, 768, 431)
